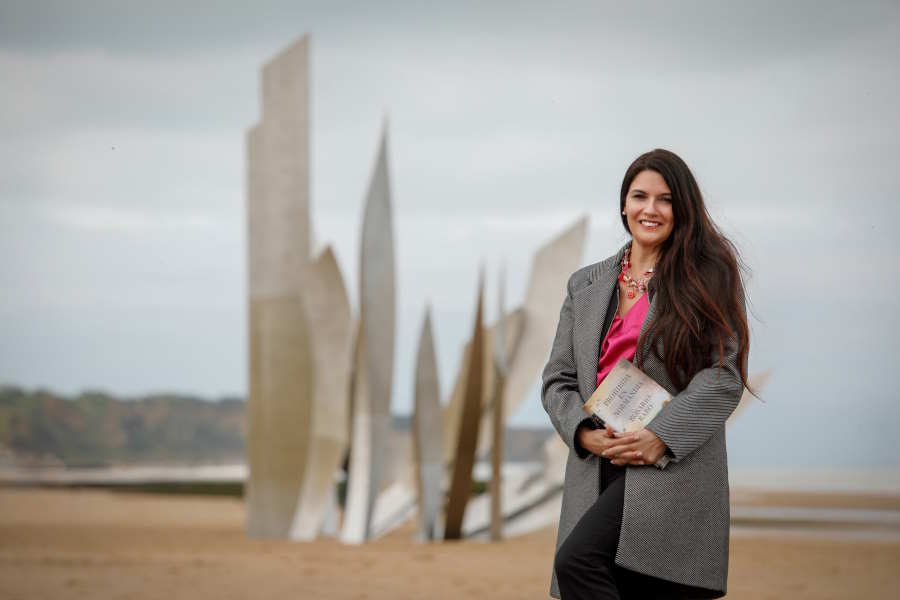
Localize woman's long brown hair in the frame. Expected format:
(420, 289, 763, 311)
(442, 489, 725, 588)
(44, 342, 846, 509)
(621, 149, 751, 391)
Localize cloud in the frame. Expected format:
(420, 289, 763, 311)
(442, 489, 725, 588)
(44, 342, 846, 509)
(1, 125, 245, 220)
(37, 203, 229, 233)
(0, 48, 261, 138)
(3, 1, 896, 68)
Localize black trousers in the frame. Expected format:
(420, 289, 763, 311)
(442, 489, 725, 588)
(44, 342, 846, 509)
(554, 460, 720, 600)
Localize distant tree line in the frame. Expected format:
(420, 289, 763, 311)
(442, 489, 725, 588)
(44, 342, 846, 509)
(0, 386, 245, 467)
(0, 386, 552, 468)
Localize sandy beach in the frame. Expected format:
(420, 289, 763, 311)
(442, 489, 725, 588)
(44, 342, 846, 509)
(1, 487, 898, 600)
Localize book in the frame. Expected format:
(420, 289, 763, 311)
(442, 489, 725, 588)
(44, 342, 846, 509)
(583, 359, 671, 433)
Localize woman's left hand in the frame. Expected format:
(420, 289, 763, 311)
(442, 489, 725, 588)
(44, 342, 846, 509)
(601, 425, 667, 466)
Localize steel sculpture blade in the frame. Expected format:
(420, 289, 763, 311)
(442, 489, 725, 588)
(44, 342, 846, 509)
(340, 128, 396, 544)
(246, 36, 313, 539)
(341, 321, 371, 543)
(441, 217, 587, 466)
(489, 265, 507, 541)
(412, 306, 443, 541)
(494, 217, 587, 446)
(440, 309, 524, 465)
(362, 311, 521, 537)
(289, 247, 353, 540)
(444, 270, 486, 540)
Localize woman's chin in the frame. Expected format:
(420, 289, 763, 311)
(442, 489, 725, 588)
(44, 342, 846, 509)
(632, 232, 669, 250)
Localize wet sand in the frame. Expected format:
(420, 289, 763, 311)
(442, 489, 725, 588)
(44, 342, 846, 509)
(1, 487, 898, 599)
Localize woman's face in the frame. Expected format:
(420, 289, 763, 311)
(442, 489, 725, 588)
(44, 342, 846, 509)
(623, 169, 674, 252)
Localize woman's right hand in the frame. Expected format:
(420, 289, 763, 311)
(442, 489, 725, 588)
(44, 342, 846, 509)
(577, 423, 643, 462)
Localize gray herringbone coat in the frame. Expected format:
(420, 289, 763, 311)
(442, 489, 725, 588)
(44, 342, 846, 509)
(542, 244, 745, 598)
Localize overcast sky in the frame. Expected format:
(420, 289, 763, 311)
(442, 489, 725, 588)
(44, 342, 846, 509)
(1, 1, 898, 468)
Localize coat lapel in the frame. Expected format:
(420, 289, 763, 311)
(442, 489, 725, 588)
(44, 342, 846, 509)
(639, 287, 658, 344)
(572, 245, 627, 399)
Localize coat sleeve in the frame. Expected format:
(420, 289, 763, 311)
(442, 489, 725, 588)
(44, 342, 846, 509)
(541, 276, 594, 460)
(644, 287, 747, 464)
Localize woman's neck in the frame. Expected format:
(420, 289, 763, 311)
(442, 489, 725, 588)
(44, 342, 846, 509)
(628, 240, 659, 275)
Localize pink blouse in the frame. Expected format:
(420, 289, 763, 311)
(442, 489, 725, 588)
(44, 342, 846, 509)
(596, 292, 650, 388)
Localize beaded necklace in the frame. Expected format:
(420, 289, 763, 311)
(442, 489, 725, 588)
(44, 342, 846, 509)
(618, 246, 655, 299)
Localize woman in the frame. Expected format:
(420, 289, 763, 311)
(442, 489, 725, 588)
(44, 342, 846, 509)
(541, 149, 751, 599)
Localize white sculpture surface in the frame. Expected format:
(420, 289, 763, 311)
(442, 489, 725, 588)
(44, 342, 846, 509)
(246, 36, 313, 539)
(412, 307, 443, 541)
(341, 129, 396, 544)
(290, 247, 353, 540)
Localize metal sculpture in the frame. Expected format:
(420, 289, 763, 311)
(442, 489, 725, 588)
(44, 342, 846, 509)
(440, 310, 524, 465)
(444, 270, 486, 540)
(441, 218, 587, 464)
(412, 306, 443, 541)
(341, 129, 396, 544)
(485, 217, 588, 453)
(290, 247, 353, 540)
(489, 266, 508, 541)
(246, 36, 313, 539)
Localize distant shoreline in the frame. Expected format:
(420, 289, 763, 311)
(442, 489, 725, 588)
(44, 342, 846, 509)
(3, 462, 899, 494)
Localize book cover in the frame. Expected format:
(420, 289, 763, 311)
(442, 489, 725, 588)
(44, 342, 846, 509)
(583, 359, 671, 433)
